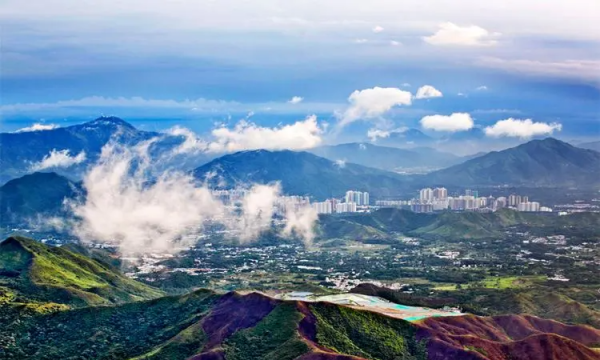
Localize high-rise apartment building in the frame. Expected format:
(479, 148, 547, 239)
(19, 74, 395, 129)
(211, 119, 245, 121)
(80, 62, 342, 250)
(419, 188, 434, 203)
(433, 187, 447, 200)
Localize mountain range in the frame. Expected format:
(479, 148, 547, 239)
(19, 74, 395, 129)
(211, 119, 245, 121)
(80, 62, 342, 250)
(579, 140, 600, 152)
(192, 149, 412, 199)
(2, 236, 600, 360)
(423, 138, 600, 187)
(309, 143, 467, 172)
(0, 116, 215, 184)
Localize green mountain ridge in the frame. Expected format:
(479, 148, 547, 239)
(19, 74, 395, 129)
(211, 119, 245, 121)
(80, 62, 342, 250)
(424, 138, 600, 187)
(0, 236, 163, 307)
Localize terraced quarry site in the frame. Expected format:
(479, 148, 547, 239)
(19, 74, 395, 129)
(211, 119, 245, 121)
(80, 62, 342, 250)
(276, 293, 463, 321)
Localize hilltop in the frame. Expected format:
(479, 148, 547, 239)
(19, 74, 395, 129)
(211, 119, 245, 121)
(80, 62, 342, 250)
(0, 236, 163, 307)
(193, 149, 411, 200)
(424, 138, 600, 187)
(0, 172, 81, 224)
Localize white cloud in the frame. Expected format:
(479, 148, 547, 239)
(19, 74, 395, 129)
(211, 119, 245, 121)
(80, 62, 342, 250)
(484, 118, 562, 138)
(424, 22, 500, 46)
(367, 128, 390, 141)
(31, 149, 87, 171)
(354, 38, 368, 43)
(476, 85, 488, 91)
(165, 126, 208, 155)
(372, 25, 384, 33)
(207, 115, 324, 153)
(334, 159, 347, 168)
(15, 123, 60, 132)
(401, 83, 411, 87)
(390, 40, 401, 46)
(420, 113, 474, 132)
(338, 87, 412, 129)
(288, 96, 304, 104)
(65, 142, 318, 253)
(414, 85, 443, 99)
(283, 204, 318, 246)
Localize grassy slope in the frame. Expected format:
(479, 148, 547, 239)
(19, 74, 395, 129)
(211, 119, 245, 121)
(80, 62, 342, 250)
(0, 289, 218, 360)
(0, 236, 163, 306)
(224, 303, 310, 360)
(310, 303, 427, 360)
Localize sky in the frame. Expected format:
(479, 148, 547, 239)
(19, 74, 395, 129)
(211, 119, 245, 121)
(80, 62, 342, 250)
(1, 0, 599, 142)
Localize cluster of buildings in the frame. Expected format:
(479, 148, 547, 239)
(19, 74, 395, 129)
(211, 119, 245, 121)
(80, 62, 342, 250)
(376, 187, 551, 213)
(212, 188, 370, 216)
(312, 190, 370, 214)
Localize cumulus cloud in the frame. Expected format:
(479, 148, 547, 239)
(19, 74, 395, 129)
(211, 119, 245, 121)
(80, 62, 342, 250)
(338, 87, 412, 129)
(15, 123, 60, 132)
(354, 38, 368, 44)
(367, 128, 390, 141)
(476, 85, 488, 91)
(414, 85, 443, 99)
(31, 149, 87, 171)
(288, 96, 304, 104)
(372, 25, 384, 33)
(484, 118, 562, 138)
(65, 142, 318, 253)
(424, 22, 500, 46)
(207, 115, 324, 153)
(420, 113, 474, 132)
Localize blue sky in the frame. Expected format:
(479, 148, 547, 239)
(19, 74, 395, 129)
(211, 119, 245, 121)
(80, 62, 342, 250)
(1, 0, 599, 142)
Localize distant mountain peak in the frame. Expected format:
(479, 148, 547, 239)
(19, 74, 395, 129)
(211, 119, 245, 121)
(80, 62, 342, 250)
(83, 116, 136, 129)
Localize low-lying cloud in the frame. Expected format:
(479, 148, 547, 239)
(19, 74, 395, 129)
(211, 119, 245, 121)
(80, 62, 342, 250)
(31, 149, 87, 171)
(367, 128, 391, 141)
(62, 141, 318, 253)
(420, 113, 474, 132)
(484, 118, 562, 138)
(15, 123, 60, 132)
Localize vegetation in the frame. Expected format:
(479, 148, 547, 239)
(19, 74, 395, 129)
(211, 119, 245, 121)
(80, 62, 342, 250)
(0, 236, 163, 306)
(310, 303, 427, 360)
(0, 290, 218, 360)
(224, 303, 309, 360)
